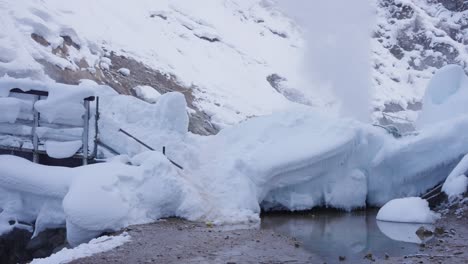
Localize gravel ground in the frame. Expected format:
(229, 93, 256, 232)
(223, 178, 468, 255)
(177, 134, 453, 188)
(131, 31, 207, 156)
(71, 199, 467, 264)
(71, 219, 320, 264)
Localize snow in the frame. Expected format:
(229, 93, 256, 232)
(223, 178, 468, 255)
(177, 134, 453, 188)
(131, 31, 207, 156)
(442, 154, 468, 198)
(117, 68, 130, 76)
(0, 76, 94, 124)
(416, 65, 468, 129)
(45, 140, 83, 159)
(133, 85, 161, 103)
(0, 0, 467, 251)
(30, 233, 130, 264)
(0, 97, 29, 123)
(4, 65, 468, 244)
(0, 0, 307, 127)
(0, 155, 71, 236)
(376, 197, 440, 224)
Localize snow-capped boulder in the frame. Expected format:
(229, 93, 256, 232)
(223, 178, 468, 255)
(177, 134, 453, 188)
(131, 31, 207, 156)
(376, 197, 440, 224)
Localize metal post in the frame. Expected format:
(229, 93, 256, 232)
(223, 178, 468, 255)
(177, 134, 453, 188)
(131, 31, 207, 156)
(32, 95, 40, 163)
(82, 100, 90, 165)
(92, 96, 100, 159)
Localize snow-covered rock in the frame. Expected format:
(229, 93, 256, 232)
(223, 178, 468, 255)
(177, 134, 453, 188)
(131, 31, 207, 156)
(117, 68, 130, 76)
(133, 85, 161, 103)
(376, 197, 440, 223)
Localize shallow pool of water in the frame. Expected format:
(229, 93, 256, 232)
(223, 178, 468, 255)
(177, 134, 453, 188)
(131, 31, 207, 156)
(261, 209, 434, 263)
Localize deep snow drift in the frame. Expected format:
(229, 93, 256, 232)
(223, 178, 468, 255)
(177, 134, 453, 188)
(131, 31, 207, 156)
(1, 66, 468, 246)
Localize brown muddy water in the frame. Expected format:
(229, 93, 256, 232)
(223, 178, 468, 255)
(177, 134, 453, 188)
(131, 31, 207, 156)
(261, 209, 433, 263)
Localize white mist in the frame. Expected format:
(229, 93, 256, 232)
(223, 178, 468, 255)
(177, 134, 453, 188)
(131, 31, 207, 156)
(277, 0, 374, 122)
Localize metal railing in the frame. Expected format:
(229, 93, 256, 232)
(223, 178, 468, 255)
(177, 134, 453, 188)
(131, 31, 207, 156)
(0, 88, 98, 165)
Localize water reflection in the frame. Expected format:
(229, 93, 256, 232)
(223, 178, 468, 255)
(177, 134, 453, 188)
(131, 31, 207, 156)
(376, 221, 434, 244)
(261, 209, 427, 263)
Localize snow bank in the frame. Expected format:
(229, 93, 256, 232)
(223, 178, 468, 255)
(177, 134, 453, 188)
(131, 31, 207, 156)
(30, 233, 130, 264)
(442, 154, 468, 198)
(376, 197, 440, 224)
(2, 68, 468, 245)
(0, 155, 71, 236)
(417, 65, 468, 128)
(0, 76, 95, 124)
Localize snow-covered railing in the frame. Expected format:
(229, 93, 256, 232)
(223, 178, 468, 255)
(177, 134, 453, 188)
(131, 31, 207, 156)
(0, 88, 98, 165)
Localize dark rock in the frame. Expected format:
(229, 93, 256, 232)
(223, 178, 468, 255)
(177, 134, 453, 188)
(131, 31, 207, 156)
(31, 33, 50, 47)
(416, 226, 434, 240)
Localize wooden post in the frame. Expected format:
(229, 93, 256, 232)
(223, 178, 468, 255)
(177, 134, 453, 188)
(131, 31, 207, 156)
(82, 100, 90, 165)
(32, 95, 40, 163)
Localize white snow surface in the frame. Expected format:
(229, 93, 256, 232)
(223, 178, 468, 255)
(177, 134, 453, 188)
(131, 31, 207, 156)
(376, 197, 440, 224)
(30, 233, 130, 264)
(0, 0, 311, 127)
(45, 140, 83, 159)
(2, 70, 468, 244)
(0, 76, 94, 123)
(417, 65, 468, 128)
(1, 0, 466, 127)
(442, 154, 468, 198)
(133, 85, 161, 103)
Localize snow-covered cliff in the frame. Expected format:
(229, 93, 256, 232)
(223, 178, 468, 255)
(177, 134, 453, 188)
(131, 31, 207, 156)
(0, 0, 467, 130)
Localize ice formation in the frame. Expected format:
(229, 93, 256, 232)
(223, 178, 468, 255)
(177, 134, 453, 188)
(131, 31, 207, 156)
(416, 65, 468, 129)
(376, 197, 440, 223)
(442, 154, 468, 198)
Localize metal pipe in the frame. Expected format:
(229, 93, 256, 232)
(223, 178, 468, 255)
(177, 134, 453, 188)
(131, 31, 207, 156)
(93, 96, 100, 159)
(118, 128, 155, 151)
(31, 95, 40, 163)
(82, 100, 90, 165)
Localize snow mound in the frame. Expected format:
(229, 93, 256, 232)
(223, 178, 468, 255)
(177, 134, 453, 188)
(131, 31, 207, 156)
(417, 65, 468, 128)
(45, 140, 83, 159)
(376, 197, 440, 224)
(133, 85, 161, 103)
(30, 233, 130, 264)
(442, 154, 468, 198)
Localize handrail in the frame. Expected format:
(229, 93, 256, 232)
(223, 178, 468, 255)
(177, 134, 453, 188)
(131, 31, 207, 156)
(118, 128, 184, 170)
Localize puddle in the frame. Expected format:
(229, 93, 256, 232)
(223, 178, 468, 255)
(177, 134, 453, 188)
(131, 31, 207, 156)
(0, 227, 66, 264)
(261, 209, 433, 263)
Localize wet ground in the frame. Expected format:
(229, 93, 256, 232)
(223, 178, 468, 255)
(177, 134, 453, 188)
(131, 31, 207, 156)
(261, 209, 428, 263)
(71, 219, 318, 264)
(72, 207, 468, 264)
(3, 202, 465, 264)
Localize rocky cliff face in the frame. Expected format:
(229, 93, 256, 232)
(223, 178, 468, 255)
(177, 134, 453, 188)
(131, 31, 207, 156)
(373, 0, 468, 116)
